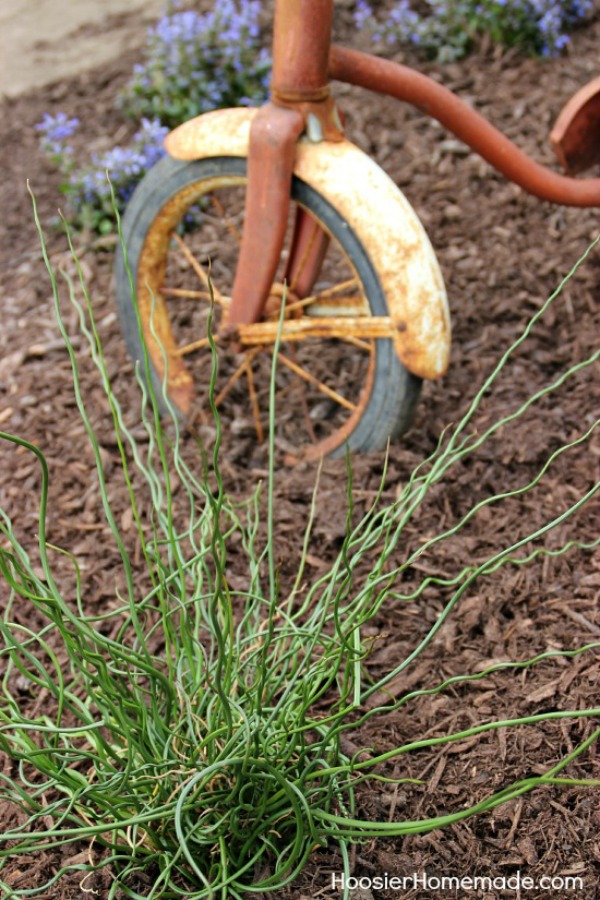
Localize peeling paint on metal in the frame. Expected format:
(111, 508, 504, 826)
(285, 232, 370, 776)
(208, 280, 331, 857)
(165, 107, 450, 380)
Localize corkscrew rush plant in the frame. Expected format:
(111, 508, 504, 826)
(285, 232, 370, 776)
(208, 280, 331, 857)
(0, 194, 598, 898)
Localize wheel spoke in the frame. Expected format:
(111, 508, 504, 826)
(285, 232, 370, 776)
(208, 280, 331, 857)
(288, 344, 318, 443)
(209, 194, 242, 246)
(175, 335, 214, 357)
(288, 218, 323, 294)
(292, 277, 361, 309)
(343, 335, 374, 353)
(311, 277, 359, 299)
(244, 357, 264, 444)
(172, 233, 227, 307)
(263, 279, 362, 320)
(161, 286, 232, 305)
(214, 349, 261, 407)
(275, 351, 357, 412)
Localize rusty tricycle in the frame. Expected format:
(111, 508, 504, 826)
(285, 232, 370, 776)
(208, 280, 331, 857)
(114, 0, 600, 460)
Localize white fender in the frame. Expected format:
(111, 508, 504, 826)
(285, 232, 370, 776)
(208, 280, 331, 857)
(165, 107, 450, 380)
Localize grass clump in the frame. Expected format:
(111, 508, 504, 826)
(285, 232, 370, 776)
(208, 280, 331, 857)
(0, 202, 598, 897)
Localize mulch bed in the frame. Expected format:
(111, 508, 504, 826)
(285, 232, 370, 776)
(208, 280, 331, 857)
(0, 3, 599, 898)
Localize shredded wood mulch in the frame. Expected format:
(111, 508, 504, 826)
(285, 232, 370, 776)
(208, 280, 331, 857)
(0, 5, 598, 898)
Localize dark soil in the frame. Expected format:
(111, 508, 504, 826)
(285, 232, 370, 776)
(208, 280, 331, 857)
(0, 4, 599, 899)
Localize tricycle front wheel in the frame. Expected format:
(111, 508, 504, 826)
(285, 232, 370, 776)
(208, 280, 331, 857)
(114, 155, 421, 460)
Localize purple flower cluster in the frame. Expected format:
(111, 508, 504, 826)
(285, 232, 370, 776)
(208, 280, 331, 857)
(76, 118, 169, 207)
(36, 2, 271, 232)
(35, 112, 80, 158)
(36, 115, 168, 232)
(354, 0, 593, 61)
(121, 1, 271, 127)
(531, 0, 593, 55)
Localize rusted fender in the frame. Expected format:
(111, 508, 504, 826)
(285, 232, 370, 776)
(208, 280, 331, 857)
(165, 108, 450, 381)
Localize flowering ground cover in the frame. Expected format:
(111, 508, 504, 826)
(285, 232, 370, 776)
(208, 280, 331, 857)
(0, 1, 598, 896)
(355, 0, 593, 60)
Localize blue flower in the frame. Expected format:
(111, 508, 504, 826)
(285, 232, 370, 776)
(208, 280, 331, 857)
(35, 112, 80, 157)
(120, 0, 271, 127)
(35, 112, 80, 142)
(355, 0, 590, 60)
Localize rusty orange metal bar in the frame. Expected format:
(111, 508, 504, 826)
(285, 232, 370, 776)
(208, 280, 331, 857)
(329, 45, 600, 207)
(237, 316, 396, 344)
(226, 0, 339, 330)
(226, 103, 304, 329)
(224, 3, 600, 335)
(271, 0, 332, 97)
(283, 207, 331, 299)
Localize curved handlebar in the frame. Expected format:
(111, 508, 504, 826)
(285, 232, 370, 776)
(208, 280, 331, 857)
(329, 45, 600, 208)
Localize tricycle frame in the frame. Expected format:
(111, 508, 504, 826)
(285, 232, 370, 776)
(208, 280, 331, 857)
(216, 0, 600, 331)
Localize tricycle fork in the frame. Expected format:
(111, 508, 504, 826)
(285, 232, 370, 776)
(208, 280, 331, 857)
(225, 102, 305, 328)
(283, 207, 330, 301)
(225, 0, 340, 331)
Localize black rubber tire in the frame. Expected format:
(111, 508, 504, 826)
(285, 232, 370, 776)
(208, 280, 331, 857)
(114, 155, 421, 456)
